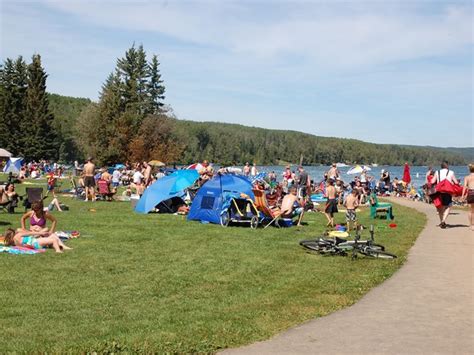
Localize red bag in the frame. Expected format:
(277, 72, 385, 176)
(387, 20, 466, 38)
(432, 194, 443, 208)
(435, 180, 463, 196)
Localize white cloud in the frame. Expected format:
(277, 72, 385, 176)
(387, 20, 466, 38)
(41, 0, 473, 69)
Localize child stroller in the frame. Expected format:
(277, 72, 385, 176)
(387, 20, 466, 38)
(220, 193, 260, 229)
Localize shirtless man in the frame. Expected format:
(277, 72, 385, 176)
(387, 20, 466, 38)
(199, 160, 214, 185)
(143, 162, 152, 186)
(83, 157, 96, 201)
(243, 162, 250, 176)
(280, 187, 305, 226)
(344, 190, 359, 231)
(324, 179, 338, 227)
(101, 168, 112, 183)
(461, 163, 474, 231)
(327, 163, 340, 181)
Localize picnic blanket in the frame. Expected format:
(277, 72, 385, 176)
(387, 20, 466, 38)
(0, 246, 46, 255)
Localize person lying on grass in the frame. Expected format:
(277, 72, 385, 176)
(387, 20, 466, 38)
(3, 228, 72, 253)
(20, 200, 57, 235)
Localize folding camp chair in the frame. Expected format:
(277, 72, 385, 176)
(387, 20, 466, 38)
(70, 177, 84, 199)
(96, 179, 115, 201)
(252, 189, 282, 228)
(23, 187, 44, 211)
(369, 193, 394, 220)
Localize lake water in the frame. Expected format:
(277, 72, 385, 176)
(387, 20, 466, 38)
(255, 165, 469, 188)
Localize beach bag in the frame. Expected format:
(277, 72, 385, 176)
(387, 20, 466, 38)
(432, 194, 443, 208)
(435, 179, 463, 196)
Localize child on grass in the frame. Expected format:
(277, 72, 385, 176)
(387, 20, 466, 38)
(3, 228, 72, 253)
(344, 190, 359, 231)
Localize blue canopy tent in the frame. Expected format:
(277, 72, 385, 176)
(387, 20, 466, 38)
(135, 170, 199, 214)
(187, 174, 255, 225)
(3, 157, 23, 174)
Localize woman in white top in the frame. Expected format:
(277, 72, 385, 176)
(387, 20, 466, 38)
(431, 161, 458, 229)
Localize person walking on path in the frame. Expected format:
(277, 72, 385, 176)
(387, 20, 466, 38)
(431, 161, 458, 229)
(83, 157, 96, 202)
(461, 163, 474, 231)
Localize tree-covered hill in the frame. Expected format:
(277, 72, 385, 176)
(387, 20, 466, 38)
(37, 94, 471, 166)
(48, 93, 91, 161)
(173, 120, 467, 166)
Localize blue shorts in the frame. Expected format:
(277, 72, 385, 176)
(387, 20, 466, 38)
(21, 236, 43, 250)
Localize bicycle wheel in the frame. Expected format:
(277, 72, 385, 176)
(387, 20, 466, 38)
(250, 215, 259, 229)
(300, 241, 323, 252)
(220, 211, 230, 227)
(361, 247, 397, 259)
(368, 243, 385, 251)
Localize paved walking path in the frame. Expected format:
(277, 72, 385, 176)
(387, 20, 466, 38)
(223, 199, 473, 354)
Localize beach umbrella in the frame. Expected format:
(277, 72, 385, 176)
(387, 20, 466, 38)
(148, 160, 166, 167)
(347, 165, 363, 175)
(402, 163, 411, 184)
(135, 170, 199, 214)
(0, 148, 12, 158)
(347, 165, 372, 175)
(187, 163, 204, 171)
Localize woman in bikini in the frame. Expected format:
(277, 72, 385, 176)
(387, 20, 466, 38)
(20, 200, 57, 234)
(3, 228, 71, 253)
(461, 163, 474, 231)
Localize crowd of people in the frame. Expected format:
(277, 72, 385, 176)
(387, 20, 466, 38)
(2, 158, 473, 254)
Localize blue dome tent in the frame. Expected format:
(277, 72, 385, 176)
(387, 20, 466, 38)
(187, 174, 255, 225)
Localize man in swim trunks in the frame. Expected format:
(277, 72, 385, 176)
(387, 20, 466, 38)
(297, 166, 310, 201)
(324, 179, 338, 227)
(344, 189, 359, 231)
(83, 157, 96, 201)
(280, 187, 305, 226)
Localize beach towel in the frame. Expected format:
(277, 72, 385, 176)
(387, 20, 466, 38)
(0, 246, 46, 255)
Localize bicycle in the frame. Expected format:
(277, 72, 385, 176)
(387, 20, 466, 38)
(300, 225, 396, 259)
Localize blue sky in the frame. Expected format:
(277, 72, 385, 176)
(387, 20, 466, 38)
(1, 0, 472, 147)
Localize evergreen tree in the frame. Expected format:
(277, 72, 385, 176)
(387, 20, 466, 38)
(0, 57, 28, 155)
(97, 70, 123, 163)
(25, 54, 57, 160)
(146, 54, 165, 114)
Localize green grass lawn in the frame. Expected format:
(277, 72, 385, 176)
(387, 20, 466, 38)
(0, 180, 426, 353)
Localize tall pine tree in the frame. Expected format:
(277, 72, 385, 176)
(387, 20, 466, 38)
(74, 44, 169, 164)
(25, 54, 57, 160)
(146, 54, 166, 114)
(0, 57, 28, 155)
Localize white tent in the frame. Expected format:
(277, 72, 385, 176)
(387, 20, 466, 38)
(3, 157, 23, 174)
(0, 148, 12, 158)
